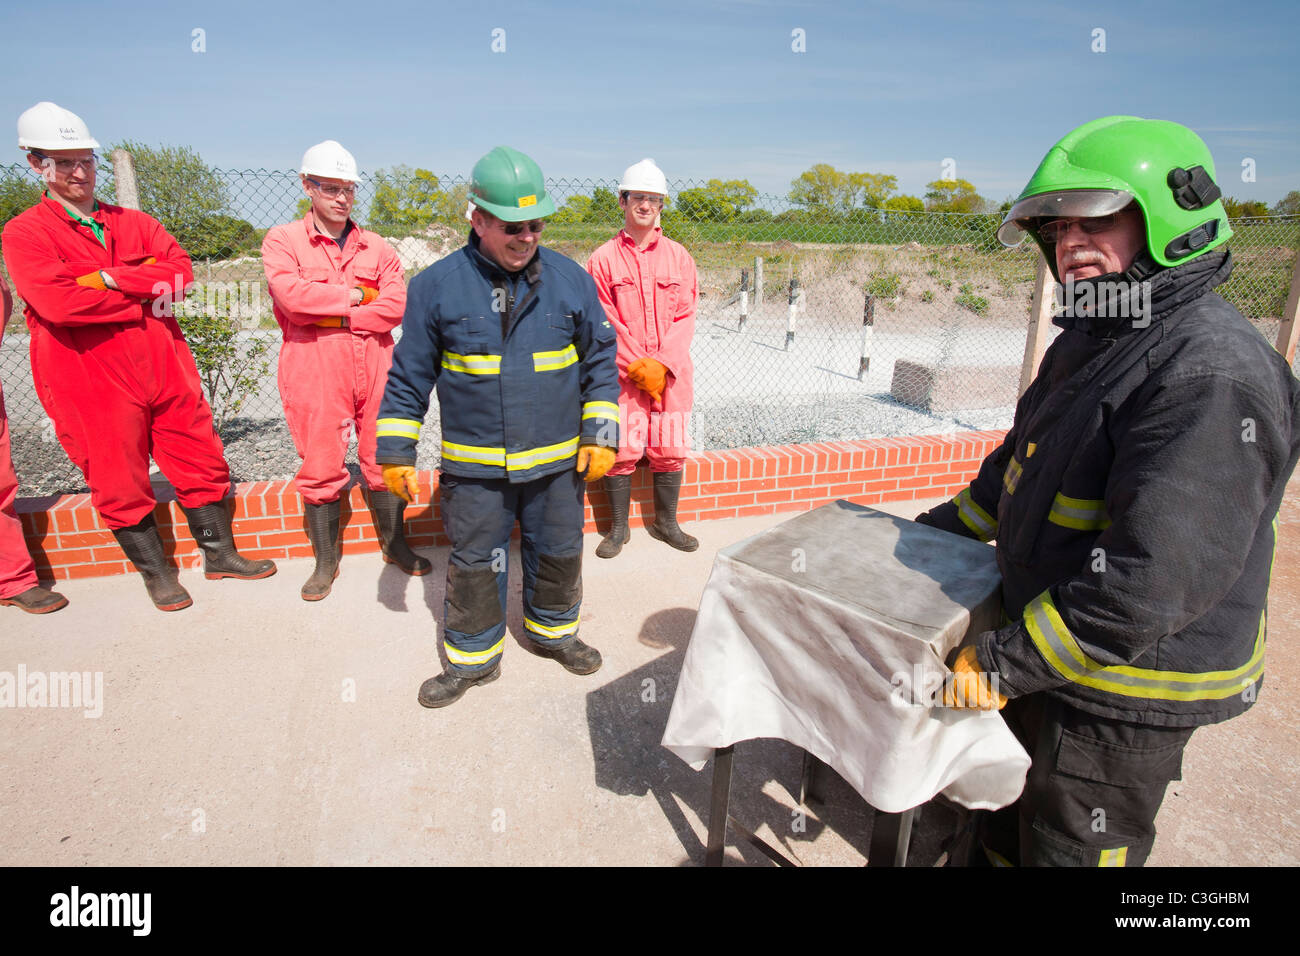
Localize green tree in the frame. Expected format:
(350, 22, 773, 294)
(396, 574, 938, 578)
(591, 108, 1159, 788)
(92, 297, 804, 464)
(924, 178, 985, 213)
(584, 187, 620, 223)
(851, 172, 899, 210)
(550, 193, 592, 224)
(676, 179, 757, 222)
(789, 165, 898, 211)
(1, 168, 42, 227)
(114, 141, 237, 259)
(884, 195, 924, 213)
(1223, 197, 1270, 218)
(1271, 190, 1300, 217)
(368, 165, 442, 234)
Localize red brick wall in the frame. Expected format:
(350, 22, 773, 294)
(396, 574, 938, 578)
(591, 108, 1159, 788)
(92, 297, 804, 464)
(17, 430, 1005, 580)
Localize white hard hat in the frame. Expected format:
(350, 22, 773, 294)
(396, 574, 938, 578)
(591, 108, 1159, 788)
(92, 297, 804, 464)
(618, 158, 667, 195)
(301, 140, 358, 181)
(17, 101, 100, 151)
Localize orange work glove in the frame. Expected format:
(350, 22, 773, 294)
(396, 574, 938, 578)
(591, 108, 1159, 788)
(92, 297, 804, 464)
(626, 357, 667, 402)
(575, 445, 616, 483)
(315, 317, 348, 328)
(356, 285, 379, 306)
(381, 464, 420, 504)
(942, 644, 1007, 710)
(75, 271, 108, 291)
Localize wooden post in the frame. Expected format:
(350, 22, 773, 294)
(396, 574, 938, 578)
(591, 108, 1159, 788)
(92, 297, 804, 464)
(754, 256, 764, 309)
(858, 294, 875, 380)
(1274, 251, 1300, 366)
(1019, 253, 1055, 397)
(739, 268, 749, 331)
(111, 148, 140, 211)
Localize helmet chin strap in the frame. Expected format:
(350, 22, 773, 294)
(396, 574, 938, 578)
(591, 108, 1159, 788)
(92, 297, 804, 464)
(1122, 251, 1161, 283)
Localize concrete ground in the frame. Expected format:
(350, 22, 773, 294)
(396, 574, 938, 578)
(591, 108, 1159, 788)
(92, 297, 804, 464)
(2, 488, 1297, 867)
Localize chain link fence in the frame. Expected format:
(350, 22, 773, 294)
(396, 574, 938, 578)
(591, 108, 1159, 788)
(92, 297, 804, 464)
(2, 159, 1297, 496)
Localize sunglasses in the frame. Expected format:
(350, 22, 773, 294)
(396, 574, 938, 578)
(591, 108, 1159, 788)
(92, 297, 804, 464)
(497, 219, 546, 236)
(1038, 212, 1124, 244)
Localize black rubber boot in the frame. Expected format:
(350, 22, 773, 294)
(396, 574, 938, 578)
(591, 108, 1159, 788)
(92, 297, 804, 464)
(417, 665, 501, 708)
(181, 503, 277, 581)
(301, 500, 340, 602)
(596, 474, 632, 559)
(370, 489, 432, 576)
(0, 585, 69, 614)
(647, 471, 699, 552)
(532, 637, 603, 675)
(111, 515, 193, 611)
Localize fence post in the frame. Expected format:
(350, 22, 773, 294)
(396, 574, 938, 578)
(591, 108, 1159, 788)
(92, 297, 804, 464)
(784, 277, 799, 350)
(1019, 253, 1054, 396)
(755, 256, 763, 308)
(1275, 251, 1300, 366)
(739, 268, 749, 331)
(858, 294, 875, 380)
(111, 148, 140, 211)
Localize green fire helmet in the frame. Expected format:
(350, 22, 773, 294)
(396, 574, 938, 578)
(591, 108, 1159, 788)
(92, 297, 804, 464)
(468, 146, 557, 222)
(998, 116, 1232, 281)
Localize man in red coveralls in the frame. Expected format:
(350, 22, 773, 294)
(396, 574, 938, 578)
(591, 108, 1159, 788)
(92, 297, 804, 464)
(1, 102, 275, 612)
(262, 140, 426, 600)
(585, 159, 699, 558)
(0, 270, 67, 614)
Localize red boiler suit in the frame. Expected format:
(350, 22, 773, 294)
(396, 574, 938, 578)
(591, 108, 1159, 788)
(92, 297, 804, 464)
(0, 271, 39, 599)
(585, 226, 697, 474)
(1, 195, 230, 530)
(261, 213, 406, 504)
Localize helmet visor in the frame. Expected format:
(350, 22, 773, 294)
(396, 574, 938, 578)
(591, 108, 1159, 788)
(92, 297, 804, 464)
(997, 189, 1134, 246)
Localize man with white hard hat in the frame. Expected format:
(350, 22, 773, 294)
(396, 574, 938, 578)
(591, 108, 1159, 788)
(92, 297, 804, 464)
(2, 102, 275, 612)
(262, 141, 421, 601)
(585, 159, 699, 558)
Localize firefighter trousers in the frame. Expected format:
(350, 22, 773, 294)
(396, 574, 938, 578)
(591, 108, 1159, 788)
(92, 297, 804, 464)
(437, 468, 584, 674)
(978, 694, 1196, 866)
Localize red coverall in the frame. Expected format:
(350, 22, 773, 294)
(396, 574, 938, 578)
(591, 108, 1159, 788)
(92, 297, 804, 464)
(1, 195, 230, 530)
(261, 213, 406, 504)
(0, 271, 39, 599)
(586, 226, 697, 474)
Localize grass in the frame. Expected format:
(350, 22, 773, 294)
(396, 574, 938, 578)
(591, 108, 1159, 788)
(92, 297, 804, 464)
(956, 283, 990, 315)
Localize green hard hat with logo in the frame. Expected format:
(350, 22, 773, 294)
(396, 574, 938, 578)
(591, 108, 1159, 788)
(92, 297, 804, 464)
(469, 145, 557, 222)
(998, 116, 1232, 281)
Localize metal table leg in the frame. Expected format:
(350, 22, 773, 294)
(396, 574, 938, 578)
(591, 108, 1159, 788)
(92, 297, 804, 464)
(867, 807, 916, 867)
(705, 745, 734, 867)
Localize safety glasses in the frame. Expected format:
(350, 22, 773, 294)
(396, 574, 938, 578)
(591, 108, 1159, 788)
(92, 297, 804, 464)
(498, 219, 546, 236)
(306, 178, 357, 199)
(32, 152, 97, 173)
(1038, 212, 1124, 244)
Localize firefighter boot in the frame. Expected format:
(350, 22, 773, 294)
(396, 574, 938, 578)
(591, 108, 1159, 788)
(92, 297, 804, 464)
(647, 471, 698, 552)
(370, 489, 432, 576)
(0, 585, 69, 614)
(111, 515, 193, 611)
(533, 638, 603, 675)
(301, 500, 340, 601)
(417, 665, 501, 708)
(181, 503, 278, 581)
(596, 474, 632, 559)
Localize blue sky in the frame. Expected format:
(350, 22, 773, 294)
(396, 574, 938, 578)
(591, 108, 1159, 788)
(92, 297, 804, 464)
(2, 0, 1297, 205)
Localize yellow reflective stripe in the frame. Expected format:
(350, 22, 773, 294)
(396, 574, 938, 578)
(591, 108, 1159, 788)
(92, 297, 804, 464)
(1048, 493, 1111, 531)
(441, 441, 507, 467)
(1098, 847, 1128, 867)
(441, 437, 581, 471)
(582, 400, 620, 422)
(954, 488, 997, 542)
(376, 418, 422, 440)
(533, 344, 578, 372)
(524, 616, 580, 640)
(442, 351, 502, 375)
(445, 637, 505, 665)
(1002, 455, 1023, 495)
(1023, 590, 1266, 701)
(507, 436, 579, 472)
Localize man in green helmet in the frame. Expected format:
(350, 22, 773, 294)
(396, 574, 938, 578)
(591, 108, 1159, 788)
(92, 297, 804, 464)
(917, 116, 1300, 866)
(376, 147, 620, 709)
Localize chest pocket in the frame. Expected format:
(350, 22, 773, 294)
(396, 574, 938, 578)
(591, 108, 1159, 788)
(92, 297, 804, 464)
(298, 267, 335, 283)
(654, 274, 682, 320)
(547, 309, 575, 334)
(353, 268, 379, 288)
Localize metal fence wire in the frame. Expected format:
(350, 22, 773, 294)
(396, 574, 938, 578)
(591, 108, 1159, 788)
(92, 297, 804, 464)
(2, 159, 1297, 497)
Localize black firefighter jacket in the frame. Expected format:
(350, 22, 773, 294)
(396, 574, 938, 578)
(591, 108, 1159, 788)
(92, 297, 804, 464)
(918, 250, 1300, 727)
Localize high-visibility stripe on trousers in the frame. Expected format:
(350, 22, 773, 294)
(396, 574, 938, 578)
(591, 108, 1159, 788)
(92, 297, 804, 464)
(437, 469, 585, 674)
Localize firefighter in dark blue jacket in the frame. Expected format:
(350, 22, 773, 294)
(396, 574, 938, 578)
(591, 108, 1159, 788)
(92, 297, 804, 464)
(922, 117, 1300, 866)
(376, 147, 620, 709)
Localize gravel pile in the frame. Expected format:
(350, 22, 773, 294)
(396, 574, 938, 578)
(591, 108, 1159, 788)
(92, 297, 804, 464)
(11, 394, 1012, 499)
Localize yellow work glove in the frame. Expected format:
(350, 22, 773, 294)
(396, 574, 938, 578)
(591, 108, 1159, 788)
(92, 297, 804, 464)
(626, 357, 667, 402)
(576, 445, 615, 483)
(356, 284, 379, 305)
(381, 464, 420, 503)
(942, 644, 1007, 710)
(75, 271, 108, 291)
